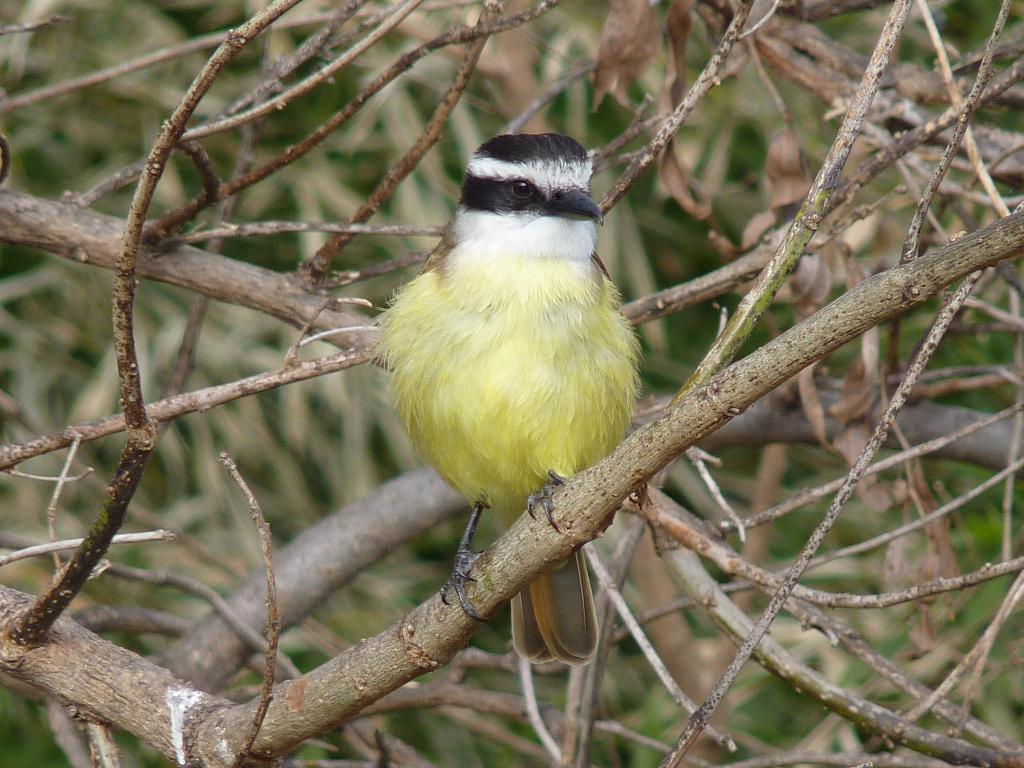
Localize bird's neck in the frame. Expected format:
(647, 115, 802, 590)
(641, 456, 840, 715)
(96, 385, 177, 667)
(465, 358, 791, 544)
(436, 211, 603, 314)
(451, 208, 597, 267)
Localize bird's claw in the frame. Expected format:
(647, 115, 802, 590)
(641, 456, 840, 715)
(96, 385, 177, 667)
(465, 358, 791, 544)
(527, 470, 567, 532)
(440, 546, 484, 621)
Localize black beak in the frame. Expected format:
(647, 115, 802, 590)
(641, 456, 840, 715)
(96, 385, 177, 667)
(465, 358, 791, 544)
(544, 189, 604, 223)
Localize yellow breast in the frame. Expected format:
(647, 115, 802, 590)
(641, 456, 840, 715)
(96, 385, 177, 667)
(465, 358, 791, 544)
(379, 251, 639, 521)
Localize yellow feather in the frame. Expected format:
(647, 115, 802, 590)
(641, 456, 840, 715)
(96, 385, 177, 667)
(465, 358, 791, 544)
(379, 253, 639, 524)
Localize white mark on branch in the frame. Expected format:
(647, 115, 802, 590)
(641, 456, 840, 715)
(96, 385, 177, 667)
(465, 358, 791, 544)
(217, 738, 232, 762)
(166, 686, 202, 766)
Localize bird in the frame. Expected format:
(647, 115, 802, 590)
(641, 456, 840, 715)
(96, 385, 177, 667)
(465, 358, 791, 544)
(378, 133, 639, 664)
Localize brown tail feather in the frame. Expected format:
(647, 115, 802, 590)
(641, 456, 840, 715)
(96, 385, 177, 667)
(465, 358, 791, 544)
(511, 549, 597, 665)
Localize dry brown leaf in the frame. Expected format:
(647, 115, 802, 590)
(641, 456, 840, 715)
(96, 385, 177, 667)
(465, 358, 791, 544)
(740, 209, 776, 251)
(797, 364, 830, 449)
(911, 463, 958, 584)
(832, 422, 893, 512)
(658, 141, 711, 220)
(883, 532, 911, 592)
(708, 229, 741, 259)
(829, 357, 873, 423)
(594, 0, 661, 107)
(660, 0, 694, 110)
(910, 609, 939, 654)
(765, 129, 810, 211)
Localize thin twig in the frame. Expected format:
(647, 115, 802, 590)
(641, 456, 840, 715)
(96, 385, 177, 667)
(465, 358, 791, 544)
(808, 453, 1024, 569)
(716, 753, 949, 768)
(517, 654, 561, 764)
(900, 0, 1011, 262)
(145, 1, 561, 241)
(0, 347, 371, 470)
(46, 700, 91, 768)
(43, 435, 84, 568)
(178, 0, 425, 143)
(915, 0, 1010, 217)
(506, 60, 595, 134)
(575, 516, 646, 768)
(902, 570, 1024, 726)
(105, 562, 301, 679)
(561, 664, 585, 765)
(600, 1, 754, 213)
(676, 0, 913, 401)
(652, 501, 1024, 609)
(663, 538, 1023, 767)
(1004, 295, 1024, 563)
(828, 55, 1024, 223)
(686, 447, 745, 542)
(162, 297, 209, 401)
(168, 221, 445, 244)
(723, 405, 1022, 532)
(84, 722, 123, 768)
(738, 0, 781, 40)
(298, 326, 379, 349)
(0, 12, 342, 113)
(584, 544, 736, 752)
(218, 0, 372, 118)
(661, 236, 977, 766)
(786, 600, 1018, 750)
(7, 0, 304, 650)
(220, 453, 281, 768)
(953, 570, 1024, 732)
(0, 15, 70, 36)
(0, 531, 176, 568)
(303, 0, 505, 283)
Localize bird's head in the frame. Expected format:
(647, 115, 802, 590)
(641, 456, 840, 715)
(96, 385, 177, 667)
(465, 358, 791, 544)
(453, 133, 602, 263)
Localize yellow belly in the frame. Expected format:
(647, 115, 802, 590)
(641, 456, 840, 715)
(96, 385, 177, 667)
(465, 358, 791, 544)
(379, 253, 639, 523)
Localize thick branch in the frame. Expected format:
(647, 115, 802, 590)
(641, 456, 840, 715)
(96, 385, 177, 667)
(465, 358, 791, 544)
(161, 469, 464, 690)
(0, 190, 376, 352)
(0, 586, 233, 766)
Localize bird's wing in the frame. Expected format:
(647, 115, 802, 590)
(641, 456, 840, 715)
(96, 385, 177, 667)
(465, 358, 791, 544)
(419, 225, 456, 274)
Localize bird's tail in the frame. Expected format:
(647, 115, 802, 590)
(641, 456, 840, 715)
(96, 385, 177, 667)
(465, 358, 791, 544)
(511, 549, 597, 665)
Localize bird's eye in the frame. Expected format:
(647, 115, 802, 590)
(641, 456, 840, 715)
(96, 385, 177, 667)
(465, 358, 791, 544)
(510, 179, 533, 199)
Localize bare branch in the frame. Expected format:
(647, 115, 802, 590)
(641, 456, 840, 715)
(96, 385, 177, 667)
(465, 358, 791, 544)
(0, 530, 176, 568)
(0, 347, 370, 469)
(84, 722, 123, 768)
(517, 655, 560, 764)
(900, 0, 1011, 261)
(219, 453, 280, 768)
(0, 15, 70, 36)
(679, 0, 913, 399)
(302, 0, 506, 283)
(600, 1, 754, 212)
(0, 13, 342, 113)
(660, 538, 1023, 768)
(584, 544, 735, 751)
(0, 190, 377, 354)
(662, 259, 980, 765)
(168, 220, 445, 244)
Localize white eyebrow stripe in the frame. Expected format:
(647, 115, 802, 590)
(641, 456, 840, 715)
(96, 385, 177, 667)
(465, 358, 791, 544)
(466, 155, 592, 190)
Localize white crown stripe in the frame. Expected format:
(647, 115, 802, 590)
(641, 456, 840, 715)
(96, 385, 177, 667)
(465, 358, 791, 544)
(466, 155, 592, 191)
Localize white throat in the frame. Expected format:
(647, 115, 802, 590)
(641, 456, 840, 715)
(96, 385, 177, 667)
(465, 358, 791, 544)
(452, 208, 597, 266)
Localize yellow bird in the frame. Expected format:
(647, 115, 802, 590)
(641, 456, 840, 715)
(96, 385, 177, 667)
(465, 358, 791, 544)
(379, 133, 639, 664)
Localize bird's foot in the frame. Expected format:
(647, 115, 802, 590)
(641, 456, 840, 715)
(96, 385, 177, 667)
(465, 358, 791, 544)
(440, 546, 484, 621)
(527, 470, 567, 532)
(440, 502, 486, 621)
